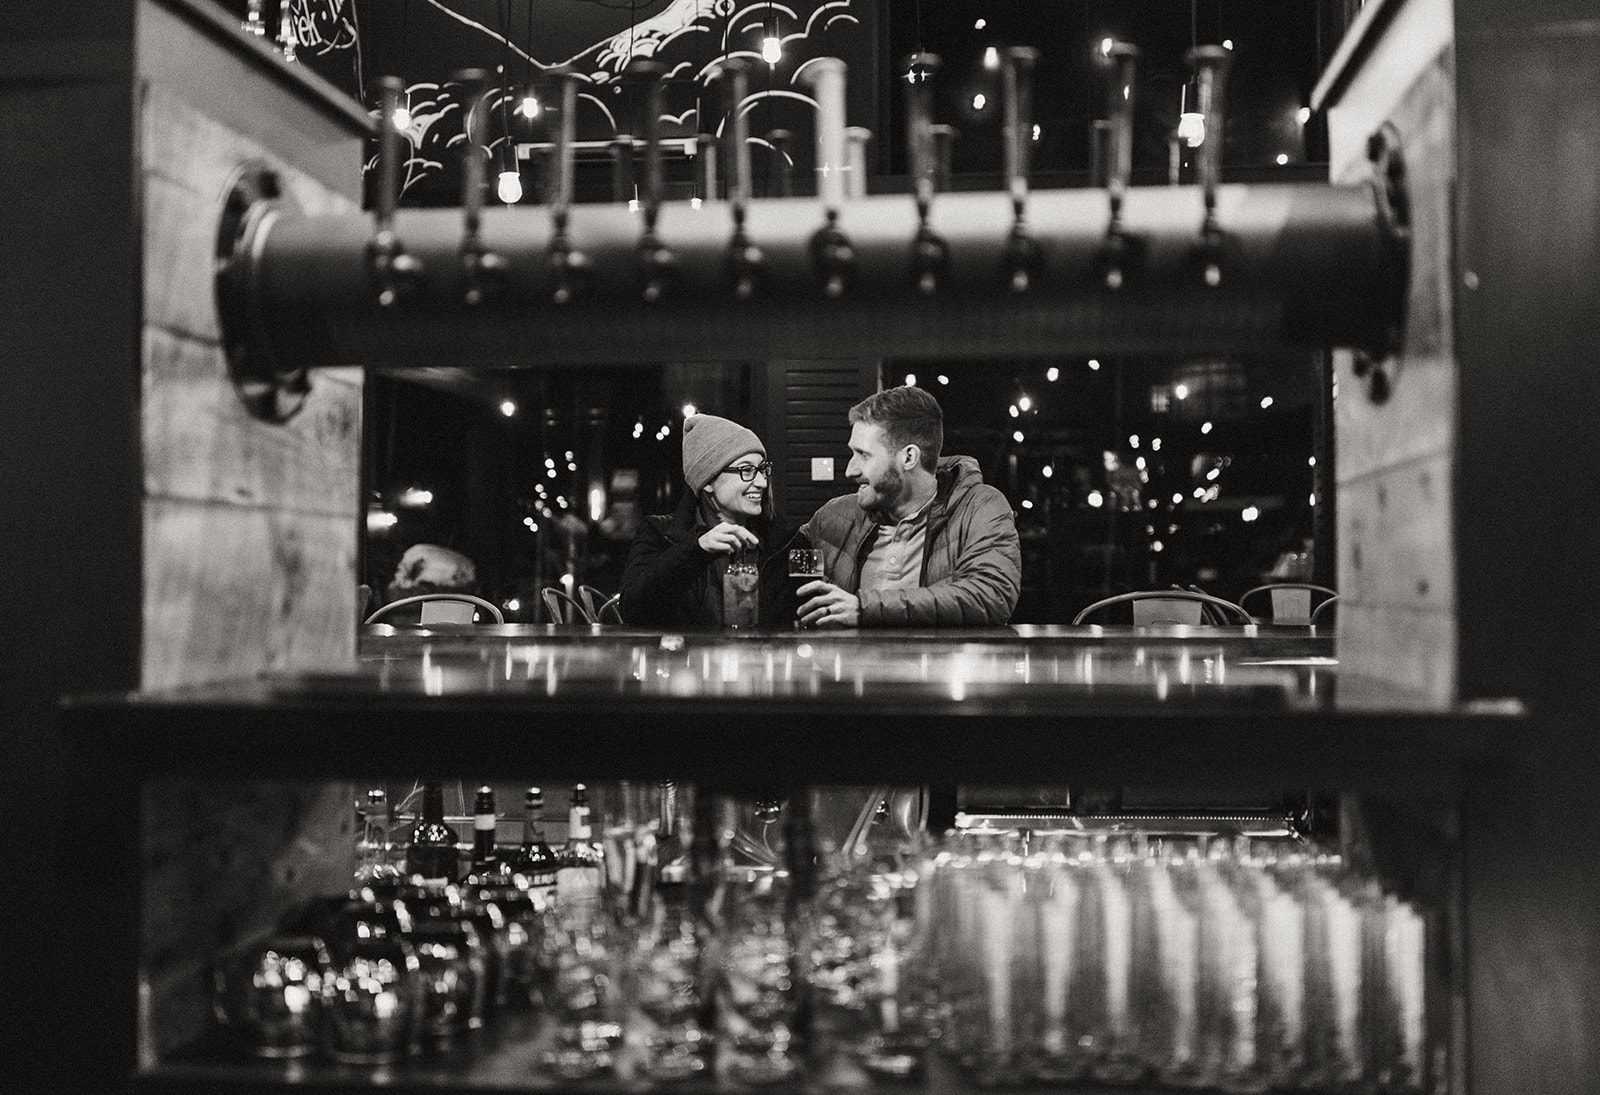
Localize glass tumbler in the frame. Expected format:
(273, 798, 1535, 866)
(212, 932, 330, 1059)
(716, 866, 802, 1085)
(723, 552, 760, 629)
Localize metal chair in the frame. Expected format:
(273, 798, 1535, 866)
(1240, 583, 1338, 625)
(1310, 594, 1339, 626)
(577, 585, 609, 620)
(1072, 590, 1254, 626)
(364, 593, 505, 625)
(541, 587, 595, 624)
(595, 594, 624, 624)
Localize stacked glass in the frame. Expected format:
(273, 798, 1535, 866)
(926, 829, 1430, 1092)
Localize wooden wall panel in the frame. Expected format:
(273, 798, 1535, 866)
(759, 359, 878, 522)
(1328, 44, 1459, 702)
(142, 779, 360, 1056)
(132, 1, 372, 1064)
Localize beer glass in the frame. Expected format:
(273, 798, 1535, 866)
(723, 551, 760, 629)
(787, 548, 823, 629)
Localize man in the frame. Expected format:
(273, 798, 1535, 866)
(797, 386, 1021, 627)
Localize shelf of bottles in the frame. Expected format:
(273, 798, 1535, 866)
(198, 779, 1436, 1094)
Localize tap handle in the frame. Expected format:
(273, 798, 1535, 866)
(800, 57, 848, 211)
(718, 59, 763, 299)
(765, 129, 793, 197)
(1188, 45, 1232, 285)
(930, 124, 956, 194)
(454, 69, 508, 305)
(1000, 47, 1040, 207)
(844, 127, 872, 200)
(610, 135, 635, 204)
(1188, 45, 1232, 218)
(628, 61, 677, 302)
(375, 77, 403, 236)
(629, 61, 668, 221)
(1100, 42, 1140, 214)
(720, 59, 753, 210)
(456, 69, 490, 238)
(696, 133, 719, 201)
(903, 53, 941, 209)
(548, 66, 581, 216)
(368, 77, 422, 307)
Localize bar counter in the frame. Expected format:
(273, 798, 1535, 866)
(64, 625, 1518, 794)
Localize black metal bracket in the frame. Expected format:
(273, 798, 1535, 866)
(1352, 121, 1412, 404)
(214, 162, 311, 423)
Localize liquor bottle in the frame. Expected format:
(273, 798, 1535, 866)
(513, 787, 560, 900)
(404, 780, 461, 883)
(556, 783, 604, 908)
(353, 787, 403, 894)
(463, 785, 509, 885)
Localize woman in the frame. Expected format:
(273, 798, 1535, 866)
(620, 414, 802, 628)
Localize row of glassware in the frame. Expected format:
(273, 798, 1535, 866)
(210, 785, 1431, 1092)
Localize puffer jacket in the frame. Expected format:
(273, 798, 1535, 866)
(800, 455, 1021, 626)
(619, 492, 805, 628)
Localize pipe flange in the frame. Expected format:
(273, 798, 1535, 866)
(214, 162, 310, 423)
(1357, 122, 1412, 405)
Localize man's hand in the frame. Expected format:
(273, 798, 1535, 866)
(698, 522, 760, 555)
(797, 581, 860, 628)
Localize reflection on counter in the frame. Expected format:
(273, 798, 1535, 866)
(335, 627, 1335, 706)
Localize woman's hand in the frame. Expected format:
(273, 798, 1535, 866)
(698, 522, 760, 555)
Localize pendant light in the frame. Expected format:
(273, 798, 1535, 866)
(391, 0, 413, 132)
(495, 0, 523, 203)
(1177, 0, 1205, 147)
(761, 1, 782, 65)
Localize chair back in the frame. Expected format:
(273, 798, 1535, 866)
(1132, 597, 1205, 625)
(1073, 590, 1252, 626)
(596, 594, 624, 625)
(365, 593, 505, 625)
(541, 587, 595, 624)
(1240, 583, 1337, 625)
(577, 585, 607, 620)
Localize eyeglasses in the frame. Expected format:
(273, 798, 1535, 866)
(722, 461, 773, 482)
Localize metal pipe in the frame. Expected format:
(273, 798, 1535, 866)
(219, 181, 1406, 369)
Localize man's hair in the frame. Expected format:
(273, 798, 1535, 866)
(849, 385, 943, 471)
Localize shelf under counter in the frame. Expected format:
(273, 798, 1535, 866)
(141, 1024, 1253, 1095)
(63, 627, 1518, 794)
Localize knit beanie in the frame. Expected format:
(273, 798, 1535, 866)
(682, 414, 766, 492)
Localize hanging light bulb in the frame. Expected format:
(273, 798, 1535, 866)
(518, 90, 540, 119)
(497, 169, 523, 204)
(1177, 80, 1206, 147)
(390, 95, 412, 132)
(761, 3, 782, 64)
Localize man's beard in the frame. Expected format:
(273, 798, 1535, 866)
(858, 462, 909, 522)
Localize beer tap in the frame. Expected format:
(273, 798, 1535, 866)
(695, 133, 718, 203)
(1096, 42, 1142, 290)
(765, 129, 794, 197)
(844, 126, 872, 200)
(1188, 45, 1232, 287)
(904, 53, 948, 295)
(719, 59, 763, 300)
(368, 76, 423, 307)
(930, 124, 956, 194)
(801, 57, 854, 299)
(547, 67, 589, 304)
(1000, 47, 1042, 293)
(609, 134, 636, 205)
(455, 69, 509, 306)
(629, 61, 678, 303)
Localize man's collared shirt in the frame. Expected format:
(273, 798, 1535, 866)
(858, 495, 934, 594)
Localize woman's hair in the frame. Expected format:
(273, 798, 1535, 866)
(849, 385, 943, 471)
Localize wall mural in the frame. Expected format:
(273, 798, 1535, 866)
(227, 0, 876, 204)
